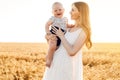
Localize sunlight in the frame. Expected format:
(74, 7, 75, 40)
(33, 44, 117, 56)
(0, 0, 120, 42)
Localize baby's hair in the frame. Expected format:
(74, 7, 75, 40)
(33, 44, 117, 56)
(52, 2, 63, 9)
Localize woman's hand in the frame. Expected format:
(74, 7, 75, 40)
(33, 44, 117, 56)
(45, 33, 57, 42)
(45, 33, 51, 41)
(50, 34, 57, 41)
(51, 26, 64, 37)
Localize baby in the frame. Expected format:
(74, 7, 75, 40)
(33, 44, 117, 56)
(45, 2, 72, 67)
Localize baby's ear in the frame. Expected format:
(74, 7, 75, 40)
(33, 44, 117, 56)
(63, 8, 65, 11)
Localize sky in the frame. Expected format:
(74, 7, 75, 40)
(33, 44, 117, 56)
(0, 0, 120, 43)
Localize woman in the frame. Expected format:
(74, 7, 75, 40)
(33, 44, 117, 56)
(42, 1, 92, 80)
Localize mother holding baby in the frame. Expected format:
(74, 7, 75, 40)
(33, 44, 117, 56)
(42, 1, 92, 80)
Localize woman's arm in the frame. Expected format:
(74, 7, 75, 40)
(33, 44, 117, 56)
(53, 27, 87, 56)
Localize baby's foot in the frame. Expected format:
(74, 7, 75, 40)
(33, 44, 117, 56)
(46, 56, 53, 68)
(46, 59, 52, 68)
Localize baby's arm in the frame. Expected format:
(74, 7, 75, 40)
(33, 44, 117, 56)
(45, 20, 53, 34)
(45, 20, 53, 42)
(64, 17, 74, 28)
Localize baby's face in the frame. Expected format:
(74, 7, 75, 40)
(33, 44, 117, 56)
(52, 4, 64, 18)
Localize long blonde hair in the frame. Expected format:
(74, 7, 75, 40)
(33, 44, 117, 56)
(73, 2, 92, 49)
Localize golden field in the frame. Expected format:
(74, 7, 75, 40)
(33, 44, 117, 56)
(0, 42, 120, 80)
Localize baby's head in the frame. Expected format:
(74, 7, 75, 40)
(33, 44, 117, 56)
(52, 2, 64, 18)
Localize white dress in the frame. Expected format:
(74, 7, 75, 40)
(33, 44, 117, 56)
(42, 28, 83, 80)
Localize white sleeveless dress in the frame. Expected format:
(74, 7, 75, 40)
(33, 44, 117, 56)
(42, 28, 83, 80)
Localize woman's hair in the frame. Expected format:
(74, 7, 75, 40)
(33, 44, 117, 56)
(73, 2, 92, 49)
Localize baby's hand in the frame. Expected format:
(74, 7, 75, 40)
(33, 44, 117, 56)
(67, 24, 75, 28)
(45, 33, 51, 40)
(50, 34, 57, 41)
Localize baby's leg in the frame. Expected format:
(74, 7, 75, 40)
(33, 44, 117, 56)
(46, 39, 57, 68)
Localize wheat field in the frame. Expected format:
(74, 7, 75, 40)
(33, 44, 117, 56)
(0, 42, 120, 80)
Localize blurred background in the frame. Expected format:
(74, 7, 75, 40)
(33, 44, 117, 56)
(0, 0, 120, 43)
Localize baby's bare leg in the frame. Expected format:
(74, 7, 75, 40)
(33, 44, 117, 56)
(46, 39, 57, 68)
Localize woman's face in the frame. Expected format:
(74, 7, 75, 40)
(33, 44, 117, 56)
(70, 4, 80, 20)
